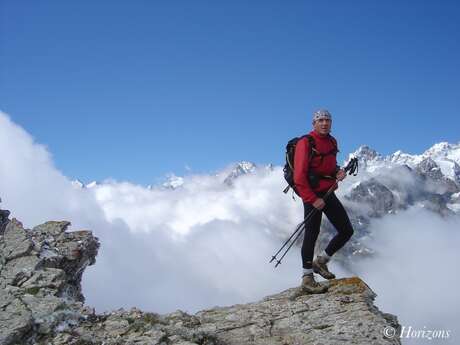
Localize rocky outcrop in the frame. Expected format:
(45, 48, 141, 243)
(0, 216, 99, 345)
(0, 208, 401, 345)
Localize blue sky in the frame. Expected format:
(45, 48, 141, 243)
(1, 1, 459, 185)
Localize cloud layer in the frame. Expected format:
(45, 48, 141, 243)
(1, 111, 458, 343)
(0, 111, 303, 314)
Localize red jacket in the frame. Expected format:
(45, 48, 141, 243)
(293, 130, 338, 204)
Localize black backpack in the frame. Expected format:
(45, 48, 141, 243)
(283, 134, 338, 195)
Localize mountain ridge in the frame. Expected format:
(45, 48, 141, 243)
(71, 141, 460, 190)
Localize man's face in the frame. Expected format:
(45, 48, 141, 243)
(313, 118, 332, 135)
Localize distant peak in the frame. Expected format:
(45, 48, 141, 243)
(162, 174, 184, 189)
(234, 161, 256, 172)
(423, 141, 454, 158)
(223, 161, 257, 186)
(352, 145, 381, 161)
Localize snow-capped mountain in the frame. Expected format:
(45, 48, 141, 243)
(223, 161, 257, 186)
(327, 141, 460, 261)
(347, 142, 460, 214)
(66, 141, 460, 262)
(162, 175, 185, 190)
(350, 142, 460, 184)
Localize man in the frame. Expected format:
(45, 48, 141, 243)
(293, 109, 354, 293)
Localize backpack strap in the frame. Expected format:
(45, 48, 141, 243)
(307, 134, 338, 166)
(329, 135, 339, 155)
(305, 134, 317, 162)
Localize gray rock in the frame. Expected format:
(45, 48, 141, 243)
(0, 208, 400, 345)
(0, 213, 100, 345)
(416, 157, 444, 180)
(346, 178, 395, 217)
(0, 290, 33, 345)
(0, 208, 10, 235)
(416, 158, 459, 194)
(2, 219, 34, 261)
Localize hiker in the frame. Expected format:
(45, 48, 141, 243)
(293, 109, 354, 293)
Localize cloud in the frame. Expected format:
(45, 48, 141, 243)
(81, 170, 312, 313)
(1, 109, 459, 343)
(0, 112, 105, 227)
(350, 208, 460, 344)
(0, 111, 302, 314)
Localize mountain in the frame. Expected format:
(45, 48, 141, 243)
(0, 210, 401, 345)
(348, 142, 460, 213)
(202, 142, 460, 263)
(67, 142, 460, 259)
(223, 161, 258, 186)
(319, 142, 460, 261)
(352, 142, 460, 184)
(156, 162, 265, 190)
(162, 174, 185, 190)
(5, 141, 460, 344)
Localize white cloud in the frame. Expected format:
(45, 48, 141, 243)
(1, 109, 459, 343)
(350, 208, 460, 344)
(0, 112, 105, 227)
(82, 169, 310, 313)
(0, 111, 301, 314)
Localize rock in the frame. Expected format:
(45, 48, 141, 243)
(21, 267, 66, 294)
(0, 207, 401, 345)
(2, 219, 34, 261)
(0, 208, 10, 235)
(185, 277, 400, 345)
(0, 287, 34, 345)
(416, 158, 459, 194)
(346, 178, 395, 217)
(0, 211, 100, 345)
(33, 221, 71, 237)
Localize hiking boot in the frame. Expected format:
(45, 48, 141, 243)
(300, 273, 328, 294)
(312, 256, 336, 280)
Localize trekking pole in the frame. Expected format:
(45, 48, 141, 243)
(272, 207, 317, 267)
(273, 181, 342, 267)
(270, 157, 358, 268)
(269, 206, 318, 266)
(272, 183, 336, 268)
(269, 174, 345, 266)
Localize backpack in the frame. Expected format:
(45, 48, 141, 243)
(283, 134, 338, 195)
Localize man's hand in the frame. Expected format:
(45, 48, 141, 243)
(313, 198, 325, 210)
(336, 169, 346, 181)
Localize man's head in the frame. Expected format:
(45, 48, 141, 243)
(312, 109, 332, 136)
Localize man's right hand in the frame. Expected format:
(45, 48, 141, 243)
(313, 198, 325, 210)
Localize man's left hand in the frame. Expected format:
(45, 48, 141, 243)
(336, 169, 346, 181)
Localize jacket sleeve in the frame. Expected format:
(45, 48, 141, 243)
(293, 138, 318, 204)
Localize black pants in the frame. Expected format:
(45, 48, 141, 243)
(302, 192, 354, 269)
